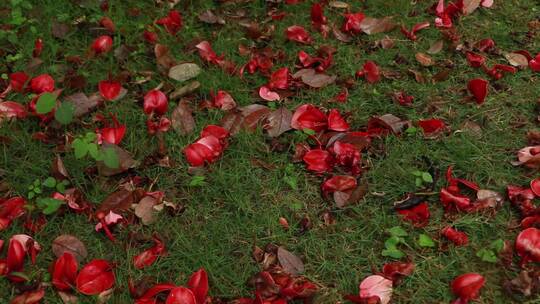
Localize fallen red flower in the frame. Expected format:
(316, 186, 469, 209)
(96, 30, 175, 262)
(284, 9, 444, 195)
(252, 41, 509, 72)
(381, 261, 415, 284)
(133, 236, 166, 269)
(10, 288, 45, 304)
(285, 25, 312, 44)
(397, 202, 430, 227)
(467, 78, 488, 104)
(29, 74, 55, 94)
(91, 35, 113, 55)
(297, 50, 332, 72)
(441, 226, 468, 246)
(184, 125, 229, 167)
(466, 52, 485, 68)
(291, 104, 327, 132)
(529, 53, 540, 72)
(451, 273, 485, 304)
(321, 175, 357, 194)
(0, 197, 26, 231)
(0, 102, 27, 121)
(418, 119, 446, 136)
(356, 61, 381, 84)
(96, 115, 126, 145)
(327, 109, 349, 132)
(210, 90, 237, 111)
(76, 259, 115, 295)
(51, 252, 78, 291)
(310, 3, 328, 36)
(144, 89, 168, 116)
(515, 227, 540, 267)
(329, 141, 361, 175)
(135, 269, 209, 304)
(267, 68, 290, 90)
(347, 275, 392, 304)
(100, 16, 115, 32)
(400, 21, 430, 41)
(146, 116, 171, 134)
(303, 149, 334, 173)
(98, 80, 122, 101)
(33, 38, 43, 58)
(342, 12, 365, 34)
(157, 10, 183, 35)
(484, 64, 517, 80)
(195, 41, 224, 65)
(9, 72, 29, 92)
(392, 91, 414, 106)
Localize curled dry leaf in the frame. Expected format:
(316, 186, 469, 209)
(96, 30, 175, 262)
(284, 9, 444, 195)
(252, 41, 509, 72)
(504, 52, 529, 68)
(415, 53, 434, 66)
(277, 246, 304, 275)
(360, 17, 396, 35)
(52, 235, 88, 262)
(64, 92, 102, 118)
(168, 63, 201, 82)
(171, 100, 195, 135)
(170, 81, 200, 100)
(264, 107, 292, 137)
(293, 68, 336, 88)
(427, 40, 444, 54)
(134, 195, 159, 225)
(97, 144, 137, 176)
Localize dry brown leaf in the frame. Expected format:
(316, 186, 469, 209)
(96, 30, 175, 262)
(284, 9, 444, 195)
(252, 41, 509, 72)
(264, 107, 292, 137)
(171, 100, 195, 135)
(277, 247, 304, 275)
(170, 81, 200, 100)
(97, 144, 138, 176)
(292, 69, 336, 88)
(360, 17, 396, 35)
(427, 40, 444, 54)
(168, 63, 201, 82)
(329, 1, 350, 9)
(199, 10, 226, 24)
(415, 52, 434, 66)
(462, 0, 481, 15)
(52, 235, 88, 262)
(504, 52, 529, 68)
(133, 196, 159, 225)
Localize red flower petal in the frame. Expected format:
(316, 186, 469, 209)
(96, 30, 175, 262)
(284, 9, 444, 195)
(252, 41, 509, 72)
(133, 237, 166, 269)
(143, 90, 168, 116)
(285, 25, 312, 44)
(303, 149, 334, 173)
(356, 61, 381, 84)
(156, 10, 183, 35)
(201, 125, 229, 142)
(212, 90, 237, 111)
(9, 72, 29, 92)
(342, 12, 365, 34)
(467, 78, 488, 104)
(291, 104, 327, 132)
(381, 261, 415, 283)
(466, 52, 485, 68)
(330, 141, 361, 175)
(529, 53, 540, 72)
(441, 226, 468, 246)
(0, 102, 27, 120)
(451, 273, 485, 302)
(166, 287, 197, 304)
(267, 68, 289, 90)
(52, 252, 78, 291)
(515, 227, 540, 266)
(29, 74, 55, 94)
(91, 35, 113, 55)
(321, 175, 357, 194)
(358, 275, 392, 304)
(530, 178, 540, 197)
(397, 202, 430, 227)
(259, 86, 280, 101)
(9, 288, 45, 304)
(327, 109, 349, 132)
(418, 119, 446, 136)
(7, 239, 25, 272)
(98, 80, 122, 101)
(187, 268, 209, 304)
(195, 41, 223, 65)
(311, 3, 327, 27)
(0, 197, 26, 230)
(76, 259, 115, 295)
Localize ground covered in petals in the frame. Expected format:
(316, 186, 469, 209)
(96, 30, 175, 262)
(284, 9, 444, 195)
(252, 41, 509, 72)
(1, 0, 540, 303)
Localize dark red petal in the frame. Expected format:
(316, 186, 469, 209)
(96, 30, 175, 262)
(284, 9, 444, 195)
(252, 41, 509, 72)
(285, 25, 312, 44)
(9, 72, 29, 92)
(143, 90, 168, 116)
(52, 252, 78, 291)
(321, 175, 357, 193)
(98, 80, 122, 101)
(29, 74, 55, 94)
(76, 259, 115, 295)
(303, 149, 334, 173)
(467, 78, 488, 104)
(327, 109, 350, 132)
(91, 35, 113, 54)
(291, 104, 327, 132)
(451, 273, 485, 301)
(397, 202, 430, 227)
(187, 268, 209, 304)
(515, 227, 540, 265)
(166, 287, 197, 304)
(418, 119, 445, 136)
(0, 102, 27, 119)
(441, 227, 468, 246)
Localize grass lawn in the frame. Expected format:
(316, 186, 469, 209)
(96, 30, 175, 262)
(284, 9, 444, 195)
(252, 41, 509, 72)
(1, 0, 540, 303)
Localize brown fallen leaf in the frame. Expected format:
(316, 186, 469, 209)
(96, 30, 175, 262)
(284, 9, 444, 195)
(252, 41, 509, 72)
(133, 195, 159, 225)
(51, 155, 70, 180)
(171, 100, 195, 135)
(168, 63, 201, 82)
(415, 52, 434, 66)
(277, 247, 304, 275)
(427, 40, 444, 54)
(240, 104, 271, 131)
(292, 68, 336, 88)
(462, 0, 481, 15)
(368, 114, 411, 134)
(198, 10, 226, 25)
(52, 235, 88, 262)
(264, 107, 292, 137)
(360, 16, 396, 35)
(155, 44, 177, 70)
(64, 92, 102, 118)
(504, 52, 529, 68)
(99, 188, 144, 213)
(170, 81, 200, 100)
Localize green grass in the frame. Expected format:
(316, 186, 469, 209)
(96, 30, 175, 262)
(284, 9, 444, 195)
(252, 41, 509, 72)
(1, 0, 540, 303)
